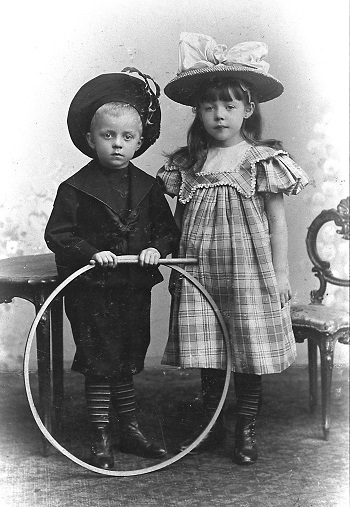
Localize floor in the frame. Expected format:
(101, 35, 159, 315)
(0, 365, 349, 507)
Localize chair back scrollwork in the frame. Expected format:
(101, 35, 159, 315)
(306, 196, 349, 304)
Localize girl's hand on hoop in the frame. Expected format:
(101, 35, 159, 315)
(90, 251, 118, 268)
(139, 248, 161, 267)
(275, 271, 292, 308)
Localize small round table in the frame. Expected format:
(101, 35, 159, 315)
(0, 253, 63, 455)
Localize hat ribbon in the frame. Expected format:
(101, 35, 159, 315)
(178, 32, 270, 75)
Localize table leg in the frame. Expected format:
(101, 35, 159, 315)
(34, 290, 53, 456)
(51, 295, 64, 436)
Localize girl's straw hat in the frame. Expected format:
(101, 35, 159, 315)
(67, 68, 161, 158)
(164, 33, 284, 106)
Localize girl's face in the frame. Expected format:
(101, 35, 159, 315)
(198, 89, 254, 147)
(86, 110, 143, 169)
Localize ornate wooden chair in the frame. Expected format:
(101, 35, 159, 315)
(291, 197, 349, 440)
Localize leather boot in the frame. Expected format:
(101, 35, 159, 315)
(177, 413, 226, 454)
(90, 425, 114, 470)
(232, 415, 258, 465)
(118, 413, 167, 459)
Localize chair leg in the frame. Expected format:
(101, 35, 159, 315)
(318, 336, 336, 441)
(307, 338, 318, 413)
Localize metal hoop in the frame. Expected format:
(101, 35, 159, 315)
(24, 260, 232, 476)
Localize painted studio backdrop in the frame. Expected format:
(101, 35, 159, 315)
(1, 0, 349, 370)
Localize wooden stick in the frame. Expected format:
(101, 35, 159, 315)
(111, 256, 198, 265)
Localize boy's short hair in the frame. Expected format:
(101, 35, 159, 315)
(90, 102, 143, 135)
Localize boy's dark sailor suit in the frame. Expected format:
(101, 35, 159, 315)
(45, 159, 179, 377)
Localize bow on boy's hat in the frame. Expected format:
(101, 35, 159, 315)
(67, 68, 161, 159)
(164, 32, 284, 105)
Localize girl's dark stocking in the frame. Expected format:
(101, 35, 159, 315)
(178, 367, 227, 454)
(232, 373, 262, 465)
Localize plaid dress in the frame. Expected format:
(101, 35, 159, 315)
(157, 143, 309, 374)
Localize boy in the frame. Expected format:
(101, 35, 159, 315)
(45, 69, 179, 470)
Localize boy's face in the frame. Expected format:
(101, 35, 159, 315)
(86, 110, 143, 169)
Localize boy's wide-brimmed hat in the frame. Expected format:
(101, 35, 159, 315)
(67, 68, 161, 158)
(164, 33, 284, 106)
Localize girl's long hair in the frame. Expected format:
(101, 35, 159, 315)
(167, 78, 283, 170)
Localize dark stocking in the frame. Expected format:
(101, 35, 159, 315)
(232, 373, 262, 465)
(178, 368, 227, 454)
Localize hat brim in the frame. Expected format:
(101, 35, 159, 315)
(164, 65, 284, 105)
(67, 73, 161, 159)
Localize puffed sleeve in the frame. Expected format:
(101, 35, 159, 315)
(256, 151, 309, 195)
(156, 160, 182, 197)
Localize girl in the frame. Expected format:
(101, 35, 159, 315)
(157, 33, 309, 465)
